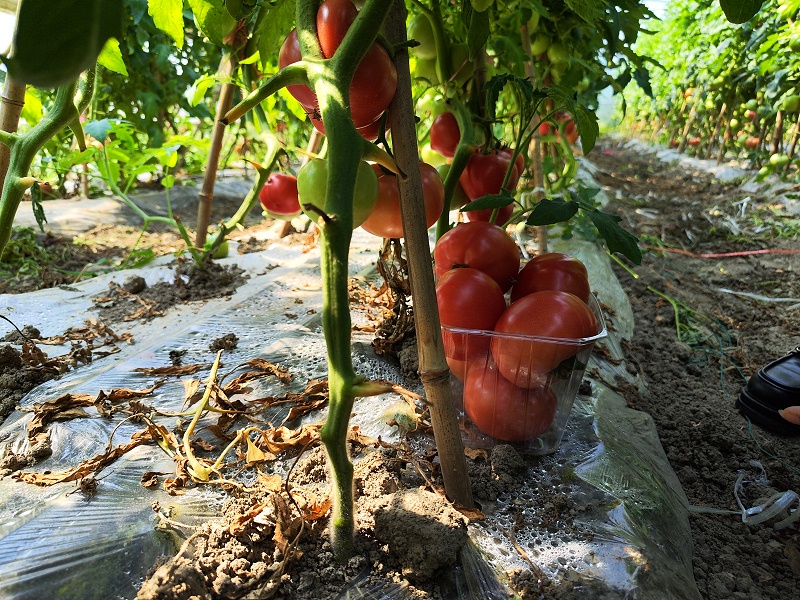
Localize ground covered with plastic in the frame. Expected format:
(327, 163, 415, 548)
(0, 140, 798, 598)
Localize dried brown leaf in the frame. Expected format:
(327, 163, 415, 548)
(259, 425, 320, 454)
(134, 363, 210, 377)
(246, 437, 267, 464)
(182, 379, 201, 404)
(257, 472, 284, 492)
(141, 471, 169, 488)
(464, 447, 489, 461)
(229, 501, 268, 536)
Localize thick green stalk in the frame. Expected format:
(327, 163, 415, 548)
(0, 80, 82, 256)
(297, 0, 394, 562)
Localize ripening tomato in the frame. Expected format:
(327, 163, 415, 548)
(430, 112, 460, 158)
(278, 0, 397, 127)
(360, 162, 444, 238)
(538, 121, 552, 136)
(434, 221, 521, 292)
(562, 120, 579, 145)
(309, 112, 389, 141)
(510, 253, 590, 304)
(436, 268, 507, 361)
(297, 158, 379, 228)
(464, 359, 557, 442)
(460, 149, 522, 201)
(259, 173, 301, 219)
(491, 290, 598, 387)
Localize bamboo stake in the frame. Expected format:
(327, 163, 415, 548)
(520, 22, 546, 254)
(705, 103, 726, 159)
(677, 99, 697, 153)
(0, 76, 25, 191)
(783, 112, 800, 174)
(668, 97, 688, 148)
(385, 0, 473, 509)
(195, 53, 238, 249)
(769, 110, 784, 156)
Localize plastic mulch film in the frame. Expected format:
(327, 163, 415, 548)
(0, 229, 699, 598)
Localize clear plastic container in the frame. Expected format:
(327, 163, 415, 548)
(444, 294, 607, 455)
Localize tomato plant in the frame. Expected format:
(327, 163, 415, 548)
(434, 221, 521, 292)
(278, 0, 397, 127)
(510, 253, 590, 304)
(259, 173, 301, 220)
(491, 290, 598, 386)
(436, 267, 507, 361)
(297, 158, 379, 228)
(360, 162, 444, 238)
(437, 164, 470, 209)
(463, 359, 557, 442)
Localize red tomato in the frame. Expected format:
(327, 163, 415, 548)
(434, 221, 521, 292)
(491, 290, 598, 386)
(310, 111, 389, 141)
(498, 147, 525, 181)
(510, 253, 590, 304)
(563, 121, 579, 145)
(446, 355, 469, 382)
(361, 162, 444, 238)
(436, 268, 507, 361)
(466, 203, 514, 226)
(430, 112, 460, 158)
(278, 30, 317, 110)
(538, 121, 552, 136)
(278, 0, 397, 127)
(459, 149, 522, 201)
(259, 173, 301, 219)
(464, 358, 557, 442)
(316, 0, 358, 57)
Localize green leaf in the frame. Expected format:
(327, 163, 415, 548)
(587, 211, 642, 264)
(574, 105, 599, 153)
(148, 0, 185, 48)
(189, 75, 217, 106)
(188, 0, 237, 47)
(85, 119, 114, 143)
(97, 38, 128, 77)
(30, 183, 48, 233)
(719, 0, 765, 24)
(460, 190, 514, 212)
(255, 0, 296, 62)
(525, 199, 579, 226)
(467, 6, 491, 61)
(5, 0, 124, 88)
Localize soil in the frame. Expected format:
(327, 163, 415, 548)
(591, 137, 800, 600)
(2, 138, 800, 598)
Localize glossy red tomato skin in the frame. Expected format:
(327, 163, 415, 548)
(464, 359, 557, 442)
(316, 0, 358, 57)
(510, 253, 590, 304)
(491, 290, 598, 386)
(434, 221, 520, 292)
(278, 30, 318, 110)
(459, 150, 522, 201)
(310, 112, 388, 141)
(259, 173, 301, 218)
(466, 203, 514, 226)
(436, 268, 507, 361)
(430, 112, 460, 158)
(361, 162, 444, 238)
(278, 0, 397, 127)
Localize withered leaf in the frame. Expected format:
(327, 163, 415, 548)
(97, 384, 161, 403)
(257, 472, 283, 492)
(182, 379, 201, 405)
(258, 425, 320, 454)
(14, 428, 154, 486)
(190, 439, 216, 452)
(245, 437, 266, 464)
(456, 505, 485, 521)
(271, 493, 297, 555)
(141, 471, 169, 488)
(464, 447, 489, 461)
(134, 363, 211, 377)
(229, 501, 268, 536)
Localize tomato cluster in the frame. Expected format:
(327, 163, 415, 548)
(279, 0, 397, 138)
(434, 227, 597, 442)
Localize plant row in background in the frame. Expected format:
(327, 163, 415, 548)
(622, 0, 800, 180)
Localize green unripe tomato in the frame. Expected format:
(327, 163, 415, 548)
(437, 164, 470, 209)
(408, 14, 436, 60)
(769, 153, 790, 168)
(729, 118, 740, 130)
(470, 0, 493, 11)
(420, 144, 447, 167)
(745, 99, 758, 111)
(546, 42, 570, 66)
(705, 98, 716, 110)
(205, 233, 230, 259)
(417, 89, 445, 117)
(575, 77, 590, 92)
(297, 159, 379, 229)
(757, 165, 773, 180)
(450, 43, 474, 85)
(530, 32, 551, 56)
(790, 36, 800, 52)
(414, 58, 439, 85)
(782, 95, 800, 112)
(528, 11, 540, 32)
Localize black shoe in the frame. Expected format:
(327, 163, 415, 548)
(737, 347, 800, 435)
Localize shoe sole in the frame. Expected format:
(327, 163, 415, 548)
(737, 387, 800, 436)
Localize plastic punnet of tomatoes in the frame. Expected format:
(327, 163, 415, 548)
(443, 294, 607, 455)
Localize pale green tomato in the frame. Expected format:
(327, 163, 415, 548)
(414, 58, 440, 85)
(205, 233, 230, 259)
(546, 42, 570, 65)
(297, 159, 379, 229)
(530, 32, 551, 56)
(769, 153, 790, 168)
(528, 11, 540, 32)
(408, 14, 436, 60)
(782, 95, 800, 112)
(470, 0, 493, 11)
(420, 144, 447, 167)
(450, 44, 474, 86)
